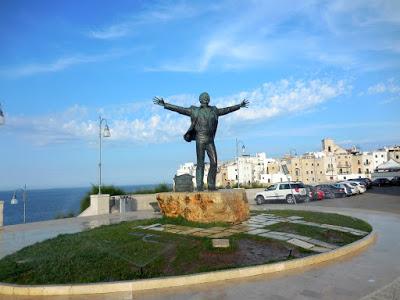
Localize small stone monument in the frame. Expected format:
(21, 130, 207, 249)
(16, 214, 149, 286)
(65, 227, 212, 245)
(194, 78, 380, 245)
(174, 174, 194, 192)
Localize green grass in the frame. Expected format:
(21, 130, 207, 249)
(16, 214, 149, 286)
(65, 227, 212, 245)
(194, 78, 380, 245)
(0, 210, 372, 285)
(133, 183, 172, 194)
(259, 210, 372, 232)
(264, 223, 360, 246)
(0, 218, 302, 285)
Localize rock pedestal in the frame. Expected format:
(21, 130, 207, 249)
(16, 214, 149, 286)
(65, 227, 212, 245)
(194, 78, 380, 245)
(156, 189, 249, 224)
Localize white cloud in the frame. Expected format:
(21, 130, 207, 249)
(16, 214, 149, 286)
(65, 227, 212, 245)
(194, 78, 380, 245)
(0, 51, 125, 78)
(368, 79, 400, 95)
(4, 78, 350, 146)
(89, 2, 219, 40)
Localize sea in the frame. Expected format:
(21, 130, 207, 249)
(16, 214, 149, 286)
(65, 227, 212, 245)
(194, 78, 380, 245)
(0, 184, 160, 226)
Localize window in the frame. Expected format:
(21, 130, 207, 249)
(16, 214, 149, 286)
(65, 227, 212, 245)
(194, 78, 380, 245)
(358, 168, 361, 174)
(358, 160, 361, 165)
(317, 163, 320, 166)
(266, 184, 276, 190)
(381, 155, 384, 158)
(279, 184, 289, 190)
(320, 171, 322, 174)
(311, 163, 314, 166)
(397, 155, 399, 159)
(306, 171, 309, 174)
(328, 146, 331, 152)
(375, 155, 378, 158)
(311, 171, 313, 174)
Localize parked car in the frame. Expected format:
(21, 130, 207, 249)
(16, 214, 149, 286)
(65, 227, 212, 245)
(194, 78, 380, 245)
(305, 185, 324, 201)
(372, 178, 391, 187)
(342, 182, 358, 195)
(349, 178, 372, 189)
(315, 184, 346, 199)
(390, 176, 400, 186)
(334, 183, 354, 196)
(343, 181, 366, 194)
(255, 182, 308, 204)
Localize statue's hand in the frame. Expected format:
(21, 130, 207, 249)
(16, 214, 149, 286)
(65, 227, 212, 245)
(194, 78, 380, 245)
(153, 96, 165, 107)
(240, 99, 249, 108)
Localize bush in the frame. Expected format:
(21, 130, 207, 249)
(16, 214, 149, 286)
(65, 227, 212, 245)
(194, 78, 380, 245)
(79, 185, 126, 213)
(134, 183, 172, 194)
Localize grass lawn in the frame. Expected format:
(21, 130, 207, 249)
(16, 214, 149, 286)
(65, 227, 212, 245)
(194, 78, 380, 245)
(0, 211, 372, 285)
(262, 210, 372, 232)
(264, 222, 360, 246)
(0, 217, 307, 285)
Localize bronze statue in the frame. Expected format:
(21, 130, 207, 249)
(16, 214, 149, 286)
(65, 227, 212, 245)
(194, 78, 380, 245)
(154, 92, 249, 191)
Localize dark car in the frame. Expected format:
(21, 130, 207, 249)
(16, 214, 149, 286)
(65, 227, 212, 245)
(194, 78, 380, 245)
(315, 184, 346, 199)
(390, 176, 400, 186)
(372, 178, 391, 187)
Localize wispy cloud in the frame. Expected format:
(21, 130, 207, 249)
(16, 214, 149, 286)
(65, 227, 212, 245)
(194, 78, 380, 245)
(0, 51, 125, 78)
(89, 2, 219, 40)
(4, 78, 351, 145)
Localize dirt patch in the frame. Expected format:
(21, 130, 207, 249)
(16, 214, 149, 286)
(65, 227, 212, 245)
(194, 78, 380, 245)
(165, 238, 309, 275)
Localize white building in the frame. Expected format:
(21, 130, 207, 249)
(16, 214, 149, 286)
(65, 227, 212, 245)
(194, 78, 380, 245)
(372, 149, 388, 170)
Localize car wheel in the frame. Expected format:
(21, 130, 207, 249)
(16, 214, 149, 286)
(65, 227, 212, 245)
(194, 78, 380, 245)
(255, 195, 265, 205)
(286, 194, 295, 204)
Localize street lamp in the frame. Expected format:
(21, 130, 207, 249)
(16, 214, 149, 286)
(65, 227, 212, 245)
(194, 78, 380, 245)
(0, 102, 5, 125)
(98, 116, 111, 195)
(236, 138, 246, 188)
(10, 184, 27, 223)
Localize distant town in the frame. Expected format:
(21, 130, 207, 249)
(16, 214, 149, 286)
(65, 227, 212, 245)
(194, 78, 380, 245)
(176, 138, 400, 188)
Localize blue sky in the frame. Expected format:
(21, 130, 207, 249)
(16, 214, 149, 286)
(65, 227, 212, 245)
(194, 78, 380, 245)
(0, 0, 399, 189)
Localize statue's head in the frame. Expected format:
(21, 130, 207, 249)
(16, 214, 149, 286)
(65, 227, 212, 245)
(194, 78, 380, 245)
(199, 92, 210, 106)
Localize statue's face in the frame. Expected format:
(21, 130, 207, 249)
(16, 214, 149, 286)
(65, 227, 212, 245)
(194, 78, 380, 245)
(199, 92, 210, 106)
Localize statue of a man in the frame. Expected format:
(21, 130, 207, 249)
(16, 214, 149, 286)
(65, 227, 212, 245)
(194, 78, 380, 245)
(153, 92, 249, 191)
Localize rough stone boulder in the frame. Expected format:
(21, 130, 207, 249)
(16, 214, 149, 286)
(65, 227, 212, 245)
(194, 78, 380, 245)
(156, 189, 249, 224)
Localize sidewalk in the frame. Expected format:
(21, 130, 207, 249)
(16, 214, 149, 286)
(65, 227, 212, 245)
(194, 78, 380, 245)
(0, 210, 159, 259)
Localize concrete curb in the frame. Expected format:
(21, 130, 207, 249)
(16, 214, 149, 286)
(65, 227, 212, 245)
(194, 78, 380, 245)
(0, 231, 377, 296)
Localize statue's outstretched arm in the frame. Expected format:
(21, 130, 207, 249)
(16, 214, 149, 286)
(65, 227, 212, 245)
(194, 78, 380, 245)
(217, 99, 249, 116)
(153, 97, 191, 116)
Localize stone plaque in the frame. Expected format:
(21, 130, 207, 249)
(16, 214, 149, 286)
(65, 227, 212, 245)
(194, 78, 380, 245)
(174, 174, 194, 192)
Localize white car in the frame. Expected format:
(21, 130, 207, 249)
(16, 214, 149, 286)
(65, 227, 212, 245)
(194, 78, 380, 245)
(255, 182, 308, 204)
(334, 183, 356, 196)
(343, 181, 366, 194)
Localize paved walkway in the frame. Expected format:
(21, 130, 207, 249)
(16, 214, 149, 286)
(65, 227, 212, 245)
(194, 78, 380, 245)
(0, 210, 158, 259)
(1, 189, 400, 299)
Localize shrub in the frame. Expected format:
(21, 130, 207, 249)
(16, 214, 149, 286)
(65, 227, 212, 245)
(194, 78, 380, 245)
(134, 183, 172, 194)
(79, 185, 126, 213)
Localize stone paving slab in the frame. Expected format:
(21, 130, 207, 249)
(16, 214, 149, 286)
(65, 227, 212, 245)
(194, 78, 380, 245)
(209, 232, 234, 238)
(286, 216, 304, 220)
(287, 238, 315, 249)
(246, 229, 270, 235)
(259, 232, 290, 241)
(191, 231, 211, 237)
(310, 246, 331, 253)
(263, 220, 281, 226)
(176, 228, 204, 235)
(284, 233, 312, 241)
(307, 239, 338, 249)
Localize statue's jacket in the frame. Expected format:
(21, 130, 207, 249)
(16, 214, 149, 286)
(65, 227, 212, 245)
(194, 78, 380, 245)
(163, 103, 241, 141)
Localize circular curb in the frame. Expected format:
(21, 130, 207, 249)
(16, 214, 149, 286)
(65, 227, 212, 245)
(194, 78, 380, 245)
(0, 231, 377, 296)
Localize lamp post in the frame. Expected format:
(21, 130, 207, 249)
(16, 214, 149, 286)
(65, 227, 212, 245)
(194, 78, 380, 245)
(98, 116, 111, 195)
(10, 184, 27, 223)
(236, 139, 246, 188)
(0, 102, 5, 125)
